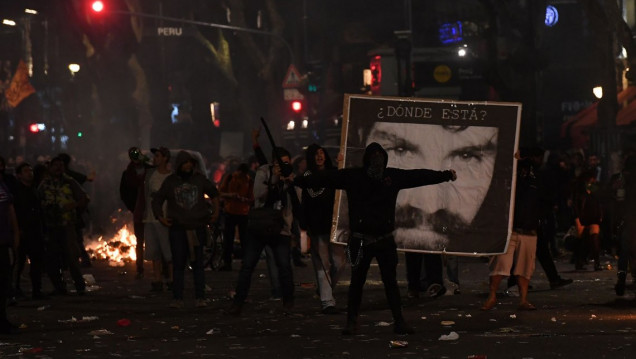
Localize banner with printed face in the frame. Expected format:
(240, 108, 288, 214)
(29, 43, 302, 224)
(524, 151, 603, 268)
(331, 94, 521, 255)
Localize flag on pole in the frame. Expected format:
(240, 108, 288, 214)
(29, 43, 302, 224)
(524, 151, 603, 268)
(4, 60, 35, 108)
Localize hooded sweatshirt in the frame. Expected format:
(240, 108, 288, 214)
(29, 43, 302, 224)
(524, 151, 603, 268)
(151, 151, 219, 229)
(301, 144, 336, 235)
(294, 142, 455, 236)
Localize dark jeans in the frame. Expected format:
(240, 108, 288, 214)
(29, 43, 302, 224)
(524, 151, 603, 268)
(537, 220, 560, 282)
(134, 221, 145, 274)
(233, 234, 293, 305)
(405, 252, 423, 291)
(617, 221, 636, 275)
(47, 225, 85, 292)
(76, 225, 92, 265)
(0, 246, 13, 322)
(15, 229, 49, 294)
(405, 253, 444, 290)
(347, 238, 403, 324)
(223, 214, 248, 267)
(169, 226, 206, 300)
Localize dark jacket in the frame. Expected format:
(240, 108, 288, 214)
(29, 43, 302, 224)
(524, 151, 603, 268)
(151, 151, 218, 229)
(294, 142, 455, 236)
(13, 180, 43, 233)
(301, 144, 336, 235)
(513, 159, 541, 232)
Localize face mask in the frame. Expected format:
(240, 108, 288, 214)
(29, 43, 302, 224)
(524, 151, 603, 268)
(366, 152, 385, 181)
(178, 168, 193, 180)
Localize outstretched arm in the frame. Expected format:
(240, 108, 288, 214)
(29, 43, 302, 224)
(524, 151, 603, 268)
(394, 168, 456, 189)
(293, 168, 348, 190)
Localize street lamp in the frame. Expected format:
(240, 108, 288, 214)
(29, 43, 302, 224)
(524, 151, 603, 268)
(2, 19, 17, 26)
(68, 63, 80, 75)
(593, 86, 603, 99)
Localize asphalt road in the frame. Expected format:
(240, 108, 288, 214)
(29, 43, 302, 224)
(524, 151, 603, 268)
(2, 251, 635, 358)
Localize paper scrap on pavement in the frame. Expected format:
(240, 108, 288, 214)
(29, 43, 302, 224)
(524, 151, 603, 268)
(439, 331, 459, 341)
(375, 321, 392, 327)
(88, 329, 113, 335)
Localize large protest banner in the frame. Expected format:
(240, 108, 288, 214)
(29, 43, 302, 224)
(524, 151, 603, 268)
(331, 94, 521, 256)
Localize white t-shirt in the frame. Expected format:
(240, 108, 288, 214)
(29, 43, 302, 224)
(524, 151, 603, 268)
(144, 170, 171, 223)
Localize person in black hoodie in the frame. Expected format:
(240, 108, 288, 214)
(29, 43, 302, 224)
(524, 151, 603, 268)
(301, 144, 346, 314)
(294, 142, 456, 335)
(152, 151, 219, 309)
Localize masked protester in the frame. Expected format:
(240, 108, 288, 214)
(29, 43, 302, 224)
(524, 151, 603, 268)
(152, 151, 219, 309)
(294, 142, 457, 335)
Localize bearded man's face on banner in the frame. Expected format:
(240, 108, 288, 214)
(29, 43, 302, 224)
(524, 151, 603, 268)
(365, 122, 498, 250)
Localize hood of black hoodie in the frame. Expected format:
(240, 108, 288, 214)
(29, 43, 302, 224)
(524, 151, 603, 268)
(175, 150, 195, 170)
(362, 142, 388, 170)
(305, 143, 334, 172)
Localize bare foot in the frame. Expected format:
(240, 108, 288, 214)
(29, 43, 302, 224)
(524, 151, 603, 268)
(481, 298, 497, 311)
(518, 302, 537, 311)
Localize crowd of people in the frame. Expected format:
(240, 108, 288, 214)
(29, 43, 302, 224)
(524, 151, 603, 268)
(0, 153, 94, 334)
(1, 134, 635, 336)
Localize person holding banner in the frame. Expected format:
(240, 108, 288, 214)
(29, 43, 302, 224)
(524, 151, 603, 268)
(363, 122, 499, 253)
(481, 150, 539, 311)
(294, 142, 457, 335)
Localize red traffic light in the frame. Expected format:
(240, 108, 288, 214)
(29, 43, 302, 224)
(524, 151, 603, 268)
(291, 100, 302, 113)
(29, 123, 45, 133)
(91, 1, 105, 13)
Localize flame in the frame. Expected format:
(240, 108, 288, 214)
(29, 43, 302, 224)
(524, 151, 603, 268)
(86, 225, 137, 267)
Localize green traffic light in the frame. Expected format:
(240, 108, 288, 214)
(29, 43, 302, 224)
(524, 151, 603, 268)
(77, 132, 83, 137)
(308, 84, 317, 92)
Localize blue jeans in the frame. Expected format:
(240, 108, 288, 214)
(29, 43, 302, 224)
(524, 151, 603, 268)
(234, 234, 294, 305)
(170, 226, 206, 300)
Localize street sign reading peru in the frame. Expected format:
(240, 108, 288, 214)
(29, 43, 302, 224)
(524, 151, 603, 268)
(282, 64, 302, 88)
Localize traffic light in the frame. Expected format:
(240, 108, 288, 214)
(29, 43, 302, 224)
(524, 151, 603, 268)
(91, 1, 105, 13)
(29, 123, 45, 133)
(291, 100, 303, 113)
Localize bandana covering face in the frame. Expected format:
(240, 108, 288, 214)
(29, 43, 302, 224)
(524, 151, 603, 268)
(366, 151, 385, 181)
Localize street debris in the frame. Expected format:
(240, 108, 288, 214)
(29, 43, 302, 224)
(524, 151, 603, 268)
(438, 331, 459, 341)
(59, 316, 99, 323)
(88, 329, 113, 335)
(19, 347, 43, 354)
(389, 340, 408, 348)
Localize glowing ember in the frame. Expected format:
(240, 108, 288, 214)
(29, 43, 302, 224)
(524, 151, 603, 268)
(86, 225, 137, 267)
